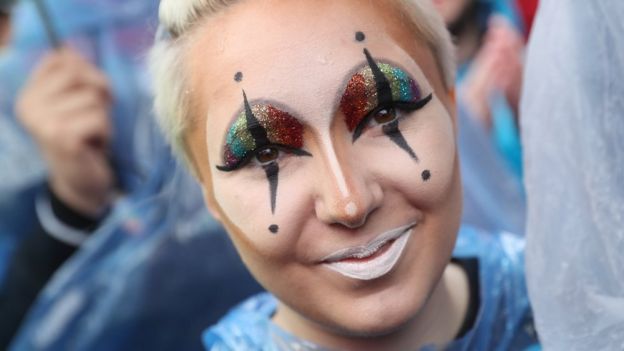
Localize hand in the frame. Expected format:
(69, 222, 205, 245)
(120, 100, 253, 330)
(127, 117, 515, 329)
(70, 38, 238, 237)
(459, 17, 525, 128)
(16, 48, 114, 217)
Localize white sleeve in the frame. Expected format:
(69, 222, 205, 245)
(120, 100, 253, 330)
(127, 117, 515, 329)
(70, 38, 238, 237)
(521, 1, 624, 350)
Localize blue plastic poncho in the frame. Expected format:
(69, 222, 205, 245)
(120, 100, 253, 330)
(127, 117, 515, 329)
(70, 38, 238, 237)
(521, 1, 624, 349)
(1, 1, 263, 349)
(9, 138, 262, 351)
(0, 0, 160, 278)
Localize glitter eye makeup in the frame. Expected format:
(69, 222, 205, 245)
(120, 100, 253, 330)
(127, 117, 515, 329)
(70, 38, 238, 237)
(217, 91, 311, 215)
(217, 92, 310, 172)
(340, 48, 433, 160)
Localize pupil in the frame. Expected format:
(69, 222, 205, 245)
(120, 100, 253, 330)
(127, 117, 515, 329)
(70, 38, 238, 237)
(257, 147, 278, 163)
(374, 108, 396, 124)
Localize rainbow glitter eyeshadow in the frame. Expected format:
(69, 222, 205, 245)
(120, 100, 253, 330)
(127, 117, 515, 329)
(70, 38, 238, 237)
(340, 61, 422, 132)
(218, 103, 305, 171)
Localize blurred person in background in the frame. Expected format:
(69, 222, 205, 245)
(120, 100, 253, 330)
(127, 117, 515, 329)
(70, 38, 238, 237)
(0, 1, 261, 350)
(433, 0, 526, 179)
(429, 0, 533, 235)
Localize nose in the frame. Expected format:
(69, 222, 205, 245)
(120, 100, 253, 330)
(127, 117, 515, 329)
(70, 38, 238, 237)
(313, 139, 382, 229)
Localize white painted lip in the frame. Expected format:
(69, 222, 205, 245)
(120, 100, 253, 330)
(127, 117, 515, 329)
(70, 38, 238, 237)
(321, 222, 416, 281)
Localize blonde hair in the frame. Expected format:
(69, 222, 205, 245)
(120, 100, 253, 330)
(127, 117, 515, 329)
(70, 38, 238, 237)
(149, 0, 455, 165)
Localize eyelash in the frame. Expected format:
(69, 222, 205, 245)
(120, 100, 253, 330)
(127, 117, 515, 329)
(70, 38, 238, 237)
(216, 144, 312, 172)
(352, 93, 433, 142)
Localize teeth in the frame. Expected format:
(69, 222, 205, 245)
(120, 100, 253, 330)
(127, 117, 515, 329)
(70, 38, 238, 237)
(348, 241, 387, 259)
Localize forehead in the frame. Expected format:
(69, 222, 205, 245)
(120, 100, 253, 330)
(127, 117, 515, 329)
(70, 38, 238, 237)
(187, 0, 444, 129)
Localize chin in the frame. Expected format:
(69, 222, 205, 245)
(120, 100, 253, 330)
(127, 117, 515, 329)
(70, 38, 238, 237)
(321, 285, 430, 339)
(336, 313, 415, 339)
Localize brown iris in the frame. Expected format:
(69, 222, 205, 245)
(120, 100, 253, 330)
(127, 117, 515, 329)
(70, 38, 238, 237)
(373, 108, 397, 124)
(256, 147, 279, 164)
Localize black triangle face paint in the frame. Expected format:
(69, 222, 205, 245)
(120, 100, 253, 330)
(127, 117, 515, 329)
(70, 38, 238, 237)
(240, 91, 280, 216)
(362, 48, 420, 161)
(218, 82, 313, 234)
(382, 120, 418, 161)
(243, 91, 270, 147)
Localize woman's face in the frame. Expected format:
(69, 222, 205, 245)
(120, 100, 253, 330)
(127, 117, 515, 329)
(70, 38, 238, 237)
(186, 0, 462, 338)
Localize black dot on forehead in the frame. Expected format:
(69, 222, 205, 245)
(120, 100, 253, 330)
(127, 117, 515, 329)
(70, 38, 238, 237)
(234, 71, 243, 82)
(269, 224, 279, 234)
(422, 170, 431, 182)
(355, 31, 366, 42)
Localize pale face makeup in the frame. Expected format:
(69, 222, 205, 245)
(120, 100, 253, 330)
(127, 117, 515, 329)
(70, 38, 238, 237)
(185, 0, 462, 347)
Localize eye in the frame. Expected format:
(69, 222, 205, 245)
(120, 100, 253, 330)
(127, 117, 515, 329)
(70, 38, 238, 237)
(372, 107, 398, 125)
(255, 146, 280, 165)
(351, 93, 433, 143)
(217, 144, 312, 172)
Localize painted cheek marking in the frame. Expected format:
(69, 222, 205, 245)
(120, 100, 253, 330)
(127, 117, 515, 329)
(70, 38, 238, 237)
(234, 71, 243, 82)
(422, 170, 431, 182)
(382, 120, 418, 160)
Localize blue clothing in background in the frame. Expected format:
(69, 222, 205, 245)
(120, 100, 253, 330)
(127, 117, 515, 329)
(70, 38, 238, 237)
(0, 0, 160, 281)
(9, 134, 263, 351)
(457, 102, 526, 235)
(203, 226, 539, 351)
(0, 1, 264, 350)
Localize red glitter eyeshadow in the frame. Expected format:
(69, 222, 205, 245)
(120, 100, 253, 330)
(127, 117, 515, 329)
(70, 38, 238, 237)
(340, 73, 375, 132)
(263, 105, 305, 148)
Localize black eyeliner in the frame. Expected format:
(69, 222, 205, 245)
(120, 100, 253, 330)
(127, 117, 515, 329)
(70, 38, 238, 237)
(216, 144, 312, 172)
(352, 93, 433, 143)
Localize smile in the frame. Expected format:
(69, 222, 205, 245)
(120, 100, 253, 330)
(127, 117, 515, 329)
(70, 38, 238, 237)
(321, 222, 416, 281)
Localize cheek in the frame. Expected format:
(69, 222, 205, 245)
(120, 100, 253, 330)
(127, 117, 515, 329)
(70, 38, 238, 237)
(359, 103, 457, 207)
(211, 168, 312, 258)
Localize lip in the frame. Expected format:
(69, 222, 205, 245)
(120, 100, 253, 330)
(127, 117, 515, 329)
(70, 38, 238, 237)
(321, 222, 416, 281)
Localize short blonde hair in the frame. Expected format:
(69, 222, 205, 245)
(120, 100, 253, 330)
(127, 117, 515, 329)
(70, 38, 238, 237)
(149, 0, 455, 164)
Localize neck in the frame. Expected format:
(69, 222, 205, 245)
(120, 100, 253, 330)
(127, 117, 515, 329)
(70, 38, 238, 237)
(275, 263, 470, 351)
